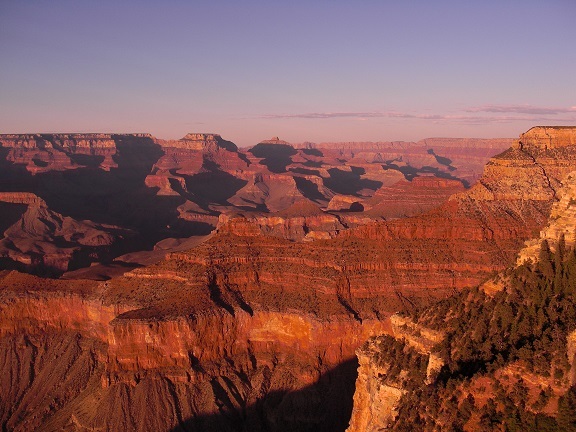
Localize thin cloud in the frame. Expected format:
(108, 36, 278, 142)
(260, 112, 385, 119)
(259, 111, 447, 120)
(466, 104, 576, 115)
(259, 110, 576, 124)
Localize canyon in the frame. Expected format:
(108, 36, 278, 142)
(0, 132, 509, 275)
(347, 126, 576, 431)
(1, 127, 574, 431)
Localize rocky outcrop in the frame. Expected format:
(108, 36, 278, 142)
(346, 328, 439, 432)
(217, 201, 345, 241)
(228, 173, 305, 212)
(258, 136, 292, 145)
(363, 176, 466, 219)
(466, 127, 576, 203)
(162, 133, 237, 151)
(516, 126, 576, 149)
(0, 194, 132, 275)
(0, 270, 389, 431)
(345, 127, 576, 432)
(327, 195, 364, 212)
(346, 342, 406, 432)
(518, 170, 576, 263)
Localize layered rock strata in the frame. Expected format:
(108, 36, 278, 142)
(0, 270, 389, 431)
(2, 128, 562, 431)
(345, 126, 576, 431)
(1, 132, 510, 275)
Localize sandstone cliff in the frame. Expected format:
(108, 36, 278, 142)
(2, 129, 551, 431)
(346, 317, 443, 432)
(347, 340, 407, 432)
(517, 170, 576, 264)
(0, 270, 390, 431)
(1, 131, 508, 276)
(344, 127, 576, 431)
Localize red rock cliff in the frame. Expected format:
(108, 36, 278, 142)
(2, 127, 571, 431)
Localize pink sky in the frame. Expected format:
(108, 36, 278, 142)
(1, 1, 575, 146)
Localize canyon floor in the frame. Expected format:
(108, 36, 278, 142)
(1, 127, 575, 431)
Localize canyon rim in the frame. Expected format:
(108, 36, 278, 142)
(1, 126, 576, 430)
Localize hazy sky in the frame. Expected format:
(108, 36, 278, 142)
(1, 0, 575, 146)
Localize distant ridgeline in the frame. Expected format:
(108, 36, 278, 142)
(0, 127, 575, 431)
(0, 130, 511, 275)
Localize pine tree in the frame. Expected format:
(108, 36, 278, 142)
(538, 239, 555, 279)
(557, 386, 576, 431)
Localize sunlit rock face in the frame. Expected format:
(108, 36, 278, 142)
(9, 129, 571, 431)
(346, 343, 407, 432)
(0, 132, 509, 277)
(0, 269, 391, 431)
(346, 126, 576, 432)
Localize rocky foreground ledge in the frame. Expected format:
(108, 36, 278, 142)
(346, 126, 576, 431)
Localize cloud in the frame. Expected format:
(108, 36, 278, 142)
(259, 108, 576, 125)
(466, 104, 576, 115)
(259, 111, 451, 120)
(259, 112, 385, 119)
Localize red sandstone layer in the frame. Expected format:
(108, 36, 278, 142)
(4, 128, 570, 431)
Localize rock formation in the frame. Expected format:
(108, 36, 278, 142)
(517, 170, 576, 264)
(363, 176, 466, 219)
(0, 132, 508, 276)
(347, 339, 407, 432)
(346, 315, 444, 432)
(345, 126, 576, 431)
(217, 200, 346, 241)
(0, 269, 390, 431)
(3, 129, 553, 431)
(0, 192, 132, 275)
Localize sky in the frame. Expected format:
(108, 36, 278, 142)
(1, 0, 575, 147)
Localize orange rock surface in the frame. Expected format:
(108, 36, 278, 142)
(6, 128, 569, 431)
(0, 132, 509, 275)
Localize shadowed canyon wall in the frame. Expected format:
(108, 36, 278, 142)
(3, 128, 574, 430)
(346, 126, 576, 432)
(0, 132, 510, 276)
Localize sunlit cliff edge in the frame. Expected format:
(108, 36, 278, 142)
(1, 127, 575, 430)
(346, 126, 576, 432)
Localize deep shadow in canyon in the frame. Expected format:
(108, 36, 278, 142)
(167, 358, 358, 432)
(0, 137, 209, 247)
(324, 167, 383, 196)
(293, 176, 327, 203)
(249, 144, 297, 174)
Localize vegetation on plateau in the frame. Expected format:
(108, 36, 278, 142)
(376, 236, 576, 431)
